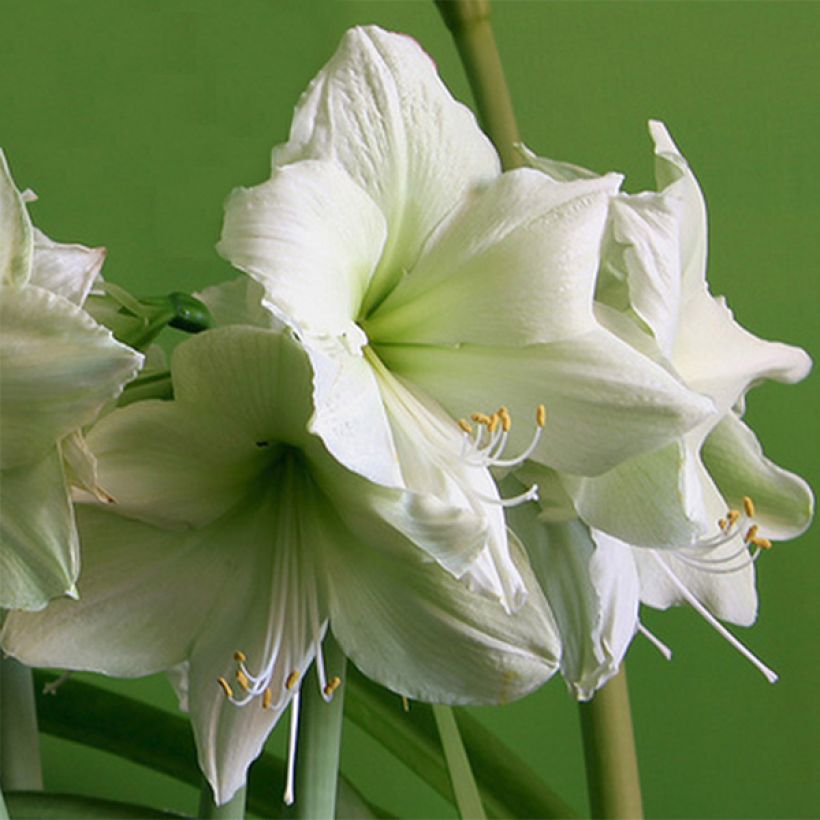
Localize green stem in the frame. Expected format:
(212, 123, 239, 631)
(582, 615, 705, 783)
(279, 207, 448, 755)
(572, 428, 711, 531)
(432, 705, 485, 820)
(578, 666, 643, 819)
(0, 656, 43, 790)
(291, 636, 347, 820)
(435, 0, 522, 170)
(0, 787, 9, 820)
(198, 779, 246, 820)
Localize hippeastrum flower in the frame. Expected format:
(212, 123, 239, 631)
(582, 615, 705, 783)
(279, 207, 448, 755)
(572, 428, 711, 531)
(218, 26, 712, 611)
(0, 314, 560, 805)
(514, 121, 813, 693)
(0, 150, 142, 611)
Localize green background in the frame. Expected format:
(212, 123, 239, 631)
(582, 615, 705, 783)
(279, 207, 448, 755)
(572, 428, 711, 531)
(2, 0, 817, 817)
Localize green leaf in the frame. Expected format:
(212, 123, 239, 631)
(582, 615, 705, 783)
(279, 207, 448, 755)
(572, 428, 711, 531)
(4, 791, 182, 818)
(432, 705, 485, 820)
(345, 667, 579, 819)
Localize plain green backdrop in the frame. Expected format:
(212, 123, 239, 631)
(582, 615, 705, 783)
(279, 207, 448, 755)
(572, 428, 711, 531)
(2, 1, 817, 817)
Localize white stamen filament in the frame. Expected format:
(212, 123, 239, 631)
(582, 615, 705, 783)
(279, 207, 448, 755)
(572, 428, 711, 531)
(649, 551, 778, 683)
(474, 482, 539, 508)
(283, 690, 300, 806)
(638, 622, 673, 661)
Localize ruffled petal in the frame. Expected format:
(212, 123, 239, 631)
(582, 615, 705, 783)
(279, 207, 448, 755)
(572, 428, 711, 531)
(324, 513, 559, 705)
(0, 149, 33, 286)
(365, 169, 620, 347)
(273, 26, 499, 309)
(0, 284, 142, 468)
(701, 412, 813, 540)
(377, 331, 713, 476)
(0, 446, 78, 611)
(195, 277, 280, 330)
(218, 160, 387, 338)
(30, 228, 105, 306)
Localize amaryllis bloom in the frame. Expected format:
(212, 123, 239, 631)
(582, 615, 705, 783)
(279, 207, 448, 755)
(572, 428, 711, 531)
(218, 26, 712, 612)
(514, 122, 813, 695)
(1, 311, 560, 804)
(0, 150, 142, 610)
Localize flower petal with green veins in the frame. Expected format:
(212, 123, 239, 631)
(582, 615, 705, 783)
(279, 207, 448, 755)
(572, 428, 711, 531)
(377, 332, 713, 477)
(325, 522, 558, 705)
(365, 170, 621, 348)
(0, 149, 33, 286)
(0, 447, 78, 611)
(702, 412, 814, 540)
(273, 25, 500, 310)
(0, 284, 142, 469)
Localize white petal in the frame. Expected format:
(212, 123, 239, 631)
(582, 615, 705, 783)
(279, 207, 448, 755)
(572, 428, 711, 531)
(324, 517, 559, 705)
(0, 446, 78, 611)
(504, 479, 638, 700)
(378, 330, 713, 476)
(701, 412, 813, 540)
(30, 228, 105, 306)
(0, 284, 143, 468)
(217, 160, 387, 338)
(195, 277, 280, 330)
(0, 504, 242, 672)
(0, 149, 33, 286)
(365, 169, 620, 347)
(274, 25, 500, 310)
(673, 287, 811, 416)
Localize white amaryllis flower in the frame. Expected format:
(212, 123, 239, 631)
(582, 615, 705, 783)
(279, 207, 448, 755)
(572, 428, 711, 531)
(0, 316, 560, 805)
(514, 121, 813, 696)
(218, 26, 712, 612)
(0, 150, 143, 610)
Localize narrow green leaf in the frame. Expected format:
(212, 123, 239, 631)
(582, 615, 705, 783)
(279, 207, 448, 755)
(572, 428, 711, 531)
(0, 657, 42, 790)
(432, 705, 485, 820)
(4, 791, 182, 819)
(345, 668, 579, 819)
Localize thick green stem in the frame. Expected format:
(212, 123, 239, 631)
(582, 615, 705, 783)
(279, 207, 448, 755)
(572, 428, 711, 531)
(0, 656, 43, 790)
(291, 636, 347, 820)
(435, 0, 522, 170)
(432, 705, 485, 820)
(578, 667, 643, 819)
(198, 779, 246, 820)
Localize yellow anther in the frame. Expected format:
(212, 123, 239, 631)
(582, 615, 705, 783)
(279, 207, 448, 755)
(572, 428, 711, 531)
(744, 525, 759, 544)
(233, 650, 246, 663)
(235, 669, 251, 692)
(471, 412, 491, 426)
(743, 496, 756, 518)
(285, 670, 300, 690)
(536, 404, 546, 428)
(323, 676, 343, 697)
(718, 517, 728, 533)
(262, 688, 273, 710)
(498, 406, 512, 432)
(401, 696, 410, 713)
(457, 418, 473, 434)
(217, 676, 234, 699)
(726, 510, 741, 528)
(487, 413, 500, 433)
(751, 536, 772, 550)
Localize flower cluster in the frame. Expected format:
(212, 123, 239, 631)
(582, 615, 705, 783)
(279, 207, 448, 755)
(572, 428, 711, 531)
(0, 25, 811, 805)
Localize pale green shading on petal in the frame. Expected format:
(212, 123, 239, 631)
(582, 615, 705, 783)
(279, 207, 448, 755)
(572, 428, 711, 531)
(702, 412, 813, 540)
(0, 284, 142, 469)
(273, 25, 500, 311)
(365, 169, 619, 348)
(195, 277, 278, 330)
(0, 149, 33, 287)
(0, 446, 78, 610)
(504, 476, 638, 700)
(378, 331, 712, 477)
